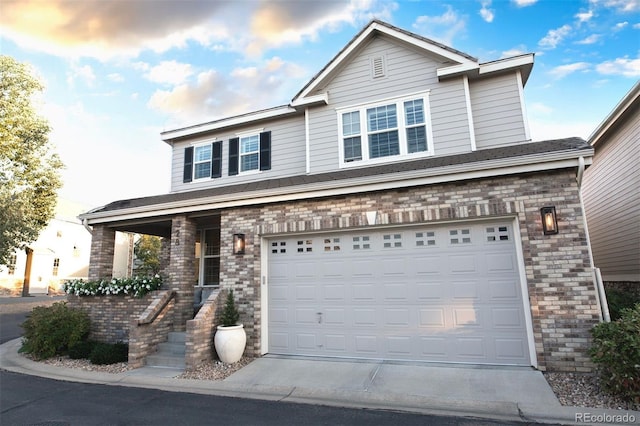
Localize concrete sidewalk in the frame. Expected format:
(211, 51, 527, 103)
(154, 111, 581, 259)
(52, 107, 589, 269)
(2, 339, 637, 425)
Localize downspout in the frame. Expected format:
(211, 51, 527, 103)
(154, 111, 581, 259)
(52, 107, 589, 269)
(577, 156, 610, 322)
(305, 107, 311, 174)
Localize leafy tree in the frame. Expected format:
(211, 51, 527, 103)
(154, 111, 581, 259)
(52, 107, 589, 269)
(0, 56, 64, 266)
(134, 234, 162, 275)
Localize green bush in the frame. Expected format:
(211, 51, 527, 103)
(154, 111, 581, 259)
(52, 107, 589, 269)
(68, 340, 98, 359)
(606, 288, 640, 321)
(590, 304, 640, 405)
(89, 342, 128, 365)
(20, 302, 90, 360)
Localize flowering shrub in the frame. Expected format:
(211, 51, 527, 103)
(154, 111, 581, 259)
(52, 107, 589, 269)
(63, 275, 163, 298)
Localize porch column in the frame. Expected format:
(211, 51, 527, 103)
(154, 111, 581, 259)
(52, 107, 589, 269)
(88, 225, 116, 281)
(169, 215, 196, 329)
(158, 237, 171, 278)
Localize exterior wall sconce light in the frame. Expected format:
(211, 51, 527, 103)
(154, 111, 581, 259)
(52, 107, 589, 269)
(540, 206, 558, 235)
(233, 233, 246, 255)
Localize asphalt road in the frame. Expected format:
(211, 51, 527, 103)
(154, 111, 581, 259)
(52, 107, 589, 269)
(0, 299, 540, 426)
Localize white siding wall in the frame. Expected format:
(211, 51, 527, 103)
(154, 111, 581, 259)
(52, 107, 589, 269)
(170, 114, 306, 193)
(583, 104, 640, 281)
(470, 73, 528, 149)
(307, 35, 473, 173)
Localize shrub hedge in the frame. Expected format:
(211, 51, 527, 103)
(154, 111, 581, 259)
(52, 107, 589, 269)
(20, 302, 90, 360)
(590, 304, 640, 406)
(89, 342, 129, 365)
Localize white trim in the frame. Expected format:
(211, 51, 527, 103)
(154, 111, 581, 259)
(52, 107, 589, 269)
(516, 70, 531, 141)
(305, 108, 311, 174)
(83, 153, 593, 224)
(162, 107, 296, 141)
(336, 92, 434, 168)
(463, 75, 477, 151)
(437, 62, 479, 79)
(192, 142, 214, 181)
(235, 128, 264, 138)
(260, 236, 269, 355)
(512, 216, 538, 368)
(189, 137, 216, 146)
(336, 90, 430, 113)
(479, 54, 534, 76)
(290, 93, 328, 108)
(295, 21, 475, 101)
(588, 81, 640, 146)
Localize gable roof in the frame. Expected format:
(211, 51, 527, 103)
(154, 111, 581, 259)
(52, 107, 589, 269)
(292, 19, 478, 102)
(82, 138, 592, 225)
(588, 81, 640, 147)
(162, 19, 534, 142)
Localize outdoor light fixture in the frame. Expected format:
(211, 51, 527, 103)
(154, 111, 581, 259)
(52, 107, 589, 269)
(233, 233, 246, 255)
(540, 206, 558, 235)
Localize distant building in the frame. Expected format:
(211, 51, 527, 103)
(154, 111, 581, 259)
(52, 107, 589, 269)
(0, 199, 134, 295)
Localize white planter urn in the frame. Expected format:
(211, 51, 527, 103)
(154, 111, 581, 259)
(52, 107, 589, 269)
(214, 324, 246, 364)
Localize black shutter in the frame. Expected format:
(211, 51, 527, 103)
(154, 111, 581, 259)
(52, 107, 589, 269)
(211, 141, 222, 178)
(228, 137, 239, 176)
(183, 146, 194, 183)
(259, 131, 271, 171)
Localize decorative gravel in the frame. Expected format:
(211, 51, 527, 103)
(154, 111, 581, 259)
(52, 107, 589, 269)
(544, 372, 638, 411)
(177, 357, 254, 381)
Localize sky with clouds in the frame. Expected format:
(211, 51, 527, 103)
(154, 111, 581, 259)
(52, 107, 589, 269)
(1, 0, 638, 210)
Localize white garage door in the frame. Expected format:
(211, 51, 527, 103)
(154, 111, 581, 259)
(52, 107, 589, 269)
(267, 221, 531, 365)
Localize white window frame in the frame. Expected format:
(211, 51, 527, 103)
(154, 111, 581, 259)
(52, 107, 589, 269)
(337, 91, 434, 167)
(236, 128, 263, 175)
(191, 140, 216, 181)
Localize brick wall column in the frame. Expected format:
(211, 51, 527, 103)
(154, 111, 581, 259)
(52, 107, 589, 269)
(158, 237, 171, 278)
(169, 215, 196, 330)
(88, 225, 116, 281)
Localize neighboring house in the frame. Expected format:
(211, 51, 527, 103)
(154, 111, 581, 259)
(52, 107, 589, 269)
(0, 199, 134, 294)
(582, 82, 640, 286)
(80, 20, 604, 372)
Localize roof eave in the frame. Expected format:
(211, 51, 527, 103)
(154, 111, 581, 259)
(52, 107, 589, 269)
(80, 147, 593, 224)
(588, 81, 640, 147)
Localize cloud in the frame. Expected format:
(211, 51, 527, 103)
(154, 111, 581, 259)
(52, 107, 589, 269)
(413, 6, 467, 46)
(576, 34, 601, 44)
(538, 24, 572, 49)
(147, 57, 306, 127)
(596, 56, 640, 77)
(634, 23, 640, 29)
(479, 1, 495, 23)
(107, 73, 124, 83)
(613, 21, 628, 31)
(0, 0, 393, 59)
(593, 0, 640, 13)
(548, 62, 591, 79)
(512, 0, 537, 7)
(575, 10, 594, 23)
(144, 61, 194, 86)
(66, 63, 96, 87)
(528, 102, 553, 116)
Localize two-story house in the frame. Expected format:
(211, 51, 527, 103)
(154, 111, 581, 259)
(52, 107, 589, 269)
(79, 20, 604, 372)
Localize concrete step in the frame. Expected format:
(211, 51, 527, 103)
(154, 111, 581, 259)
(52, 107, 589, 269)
(157, 342, 186, 356)
(145, 332, 187, 369)
(167, 332, 186, 344)
(145, 353, 186, 369)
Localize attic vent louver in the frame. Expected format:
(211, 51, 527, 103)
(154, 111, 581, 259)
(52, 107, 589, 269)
(371, 55, 386, 79)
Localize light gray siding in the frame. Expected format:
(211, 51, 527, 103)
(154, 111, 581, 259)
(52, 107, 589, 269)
(307, 35, 473, 173)
(170, 113, 306, 193)
(583, 104, 640, 281)
(470, 73, 528, 149)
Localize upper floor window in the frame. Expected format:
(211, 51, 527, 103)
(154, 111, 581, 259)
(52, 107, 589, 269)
(240, 134, 260, 172)
(337, 92, 433, 166)
(7, 254, 17, 275)
(229, 131, 271, 176)
(194, 144, 212, 179)
(183, 141, 222, 183)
